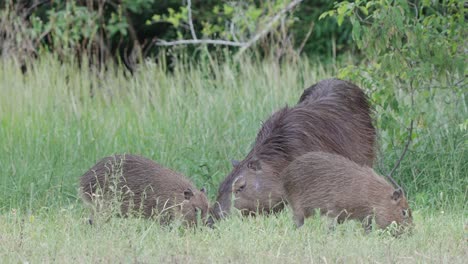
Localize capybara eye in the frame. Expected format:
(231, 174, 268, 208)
(235, 185, 245, 194)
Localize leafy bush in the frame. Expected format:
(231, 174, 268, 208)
(322, 0, 467, 197)
(0, 0, 354, 67)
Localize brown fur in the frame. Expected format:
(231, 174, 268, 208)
(282, 151, 412, 232)
(211, 79, 376, 220)
(80, 154, 209, 226)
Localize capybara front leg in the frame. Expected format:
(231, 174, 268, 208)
(362, 216, 373, 234)
(294, 213, 305, 228)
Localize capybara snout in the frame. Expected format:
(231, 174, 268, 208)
(80, 154, 209, 226)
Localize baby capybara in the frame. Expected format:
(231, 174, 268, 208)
(281, 152, 412, 232)
(80, 154, 209, 226)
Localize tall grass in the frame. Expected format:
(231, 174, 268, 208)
(0, 55, 465, 213)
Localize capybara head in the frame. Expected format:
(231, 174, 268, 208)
(180, 187, 210, 226)
(211, 157, 284, 220)
(374, 188, 413, 231)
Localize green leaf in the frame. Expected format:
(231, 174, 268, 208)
(151, 14, 162, 22)
(359, 6, 368, 16)
(337, 14, 345, 26)
(223, 4, 234, 16)
(319, 11, 335, 20)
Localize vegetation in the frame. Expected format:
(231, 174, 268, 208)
(0, 0, 466, 262)
(0, 208, 465, 262)
(0, 0, 352, 67)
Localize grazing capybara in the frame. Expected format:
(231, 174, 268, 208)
(298, 78, 370, 110)
(80, 154, 209, 226)
(210, 79, 376, 221)
(282, 151, 412, 233)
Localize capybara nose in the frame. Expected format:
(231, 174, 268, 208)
(206, 216, 215, 228)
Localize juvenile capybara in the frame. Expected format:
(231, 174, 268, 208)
(80, 154, 209, 226)
(281, 151, 412, 232)
(211, 79, 376, 220)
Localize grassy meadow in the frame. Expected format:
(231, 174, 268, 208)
(0, 56, 466, 262)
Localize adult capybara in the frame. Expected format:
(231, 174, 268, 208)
(298, 78, 371, 110)
(211, 79, 376, 221)
(282, 151, 412, 233)
(80, 154, 209, 226)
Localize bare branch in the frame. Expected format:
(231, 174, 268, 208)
(387, 81, 416, 191)
(236, 0, 304, 57)
(297, 20, 314, 55)
(187, 0, 198, 40)
(386, 119, 414, 190)
(230, 21, 239, 42)
(155, 39, 246, 47)
(154, 0, 304, 54)
(24, 0, 50, 19)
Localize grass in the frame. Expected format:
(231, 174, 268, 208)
(0, 55, 466, 262)
(0, 208, 466, 263)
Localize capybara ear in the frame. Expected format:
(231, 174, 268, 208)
(247, 158, 262, 171)
(184, 188, 194, 200)
(200, 187, 206, 193)
(231, 159, 240, 167)
(391, 188, 403, 202)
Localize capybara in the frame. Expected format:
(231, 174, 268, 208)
(80, 154, 209, 226)
(211, 79, 376, 221)
(298, 78, 371, 110)
(281, 151, 412, 233)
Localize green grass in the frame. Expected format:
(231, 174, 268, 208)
(0, 208, 466, 263)
(0, 55, 466, 262)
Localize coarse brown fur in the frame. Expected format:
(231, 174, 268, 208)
(211, 79, 376, 220)
(80, 154, 209, 226)
(282, 151, 412, 233)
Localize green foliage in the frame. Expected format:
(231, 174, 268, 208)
(0, 0, 157, 64)
(44, 2, 100, 51)
(148, 0, 294, 42)
(292, 0, 354, 57)
(1, 0, 358, 63)
(322, 0, 466, 167)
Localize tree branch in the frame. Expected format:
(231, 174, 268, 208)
(236, 0, 304, 57)
(154, 0, 304, 54)
(187, 0, 198, 40)
(24, 0, 51, 19)
(155, 39, 246, 47)
(386, 81, 416, 191)
(297, 20, 314, 55)
(386, 118, 413, 189)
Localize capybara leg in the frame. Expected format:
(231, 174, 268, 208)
(87, 207, 96, 225)
(328, 218, 340, 231)
(294, 213, 305, 228)
(362, 216, 373, 234)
